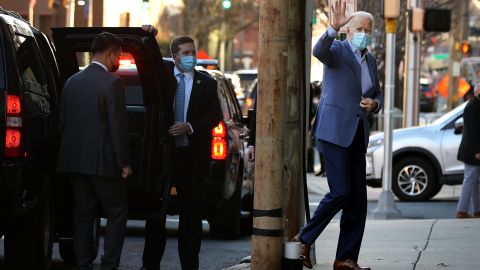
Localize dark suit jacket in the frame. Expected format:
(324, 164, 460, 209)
(165, 62, 222, 167)
(458, 97, 480, 166)
(57, 63, 130, 179)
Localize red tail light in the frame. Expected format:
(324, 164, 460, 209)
(212, 121, 226, 137)
(7, 94, 21, 115)
(211, 138, 227, 160)
(211, 121, 227, 160)
(5, 129, 20, 148)
(5, 129, 21, 157)
(5, 93, 22, 157)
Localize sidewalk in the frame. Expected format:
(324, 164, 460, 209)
(225, 174, 480, 269)
(311, 218, 480, 270)
(226, 218, 480, 270)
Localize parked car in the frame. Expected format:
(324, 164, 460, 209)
(419, 77, 437, 112)
(224, 72, 245, 110)
(196, 68, 253, 236)
(0, 9, 62, 269)
(366, 102, 466, 201)
(233, 69, 257, 100)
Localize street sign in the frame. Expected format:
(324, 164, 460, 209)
(328, 0, 357, 33)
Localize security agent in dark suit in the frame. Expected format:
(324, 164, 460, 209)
(57, 32, 132, 270)
(140, 36, 222, 270)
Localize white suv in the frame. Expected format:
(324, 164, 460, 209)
(366, 102, 466, 201)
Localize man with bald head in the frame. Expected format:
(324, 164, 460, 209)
(292, 1, 383, 269)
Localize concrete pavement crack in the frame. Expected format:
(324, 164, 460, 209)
(412, 219, 439, 270)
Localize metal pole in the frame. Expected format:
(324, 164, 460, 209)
(403, 0, 421, 127)
(372, 18, 402, 219)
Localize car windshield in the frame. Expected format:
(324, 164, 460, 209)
(431, 102, 467, 126)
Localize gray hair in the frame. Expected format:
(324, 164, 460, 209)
(348, 11, 374, 29)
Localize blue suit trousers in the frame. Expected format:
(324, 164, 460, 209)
(300, 122, 367, 261)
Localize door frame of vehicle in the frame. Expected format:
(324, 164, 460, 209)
(51, 27, 174, 216)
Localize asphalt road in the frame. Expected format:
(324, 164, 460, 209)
(1, 173, 461, 270)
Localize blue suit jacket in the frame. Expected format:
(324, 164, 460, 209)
(312, 31, 384, 148)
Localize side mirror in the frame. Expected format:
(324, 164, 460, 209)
(454, 118, 464, 135)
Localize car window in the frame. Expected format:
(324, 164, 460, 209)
(76, 52, 144, 106)
(223, 78, 242, 120)
(216, 79, 232, 120)
(115, 53, 144, 105)
(12, 33, 49, 98)
(432, 102, 467, 128)
(33, 31, 59, 106)
(120, 71, 143, 105)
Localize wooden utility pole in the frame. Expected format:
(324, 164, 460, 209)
(251, 0, 289, 269)
(283, 0, 306, 240)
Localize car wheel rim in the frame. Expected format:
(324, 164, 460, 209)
(397, 165, 428, 196)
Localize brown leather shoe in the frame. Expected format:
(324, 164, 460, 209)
(456, 211, 472, 219)
(333, 259, 371, 270)
(291, 234, 312, 269)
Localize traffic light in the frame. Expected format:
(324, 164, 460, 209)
(222, 0, 232, 9)
(461, 41, 472, 56)
(424, 9, 451, 32)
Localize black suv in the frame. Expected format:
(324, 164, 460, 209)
(0, 9, 62, 269)
(0, 11, 252, 268)
(0, 14, 174, 269)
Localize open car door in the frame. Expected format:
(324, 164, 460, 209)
(51, 27, 174, 218)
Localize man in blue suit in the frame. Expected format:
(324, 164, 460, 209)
(293, 1, 383, 270)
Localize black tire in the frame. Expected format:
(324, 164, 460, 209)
(4, 175, 54, 270)
(392, 157, 442, 201)
(59, 218, 101, 264)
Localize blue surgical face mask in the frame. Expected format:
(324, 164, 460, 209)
(178, 55, 197, 72)
(351, 32, 371, 50)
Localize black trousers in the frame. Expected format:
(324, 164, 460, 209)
(142, 146, 204, 270)
(69, 174, 127, 270)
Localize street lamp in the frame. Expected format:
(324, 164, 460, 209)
(372, 0, 402, 220)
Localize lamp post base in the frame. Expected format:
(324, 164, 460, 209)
(371, 190, 402, 219)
